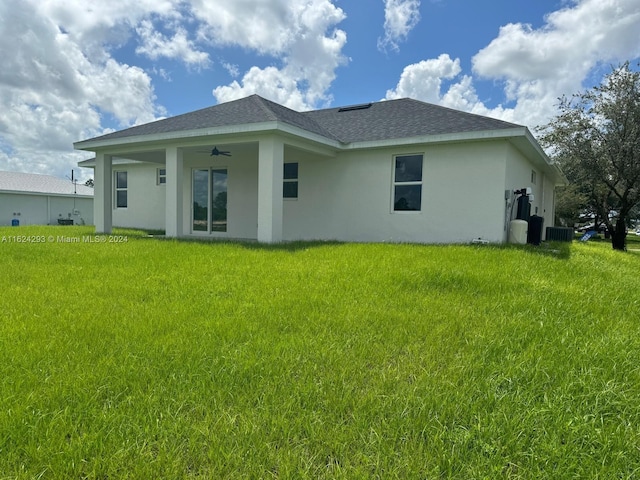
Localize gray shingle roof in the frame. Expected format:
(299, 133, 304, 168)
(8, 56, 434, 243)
(76, 94, 522, 146)
(305, 98, 521, 143)
(85, 95, 340, 143)
(0, 171, 94, 196)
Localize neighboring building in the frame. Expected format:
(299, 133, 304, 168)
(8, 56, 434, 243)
(75, 95, 566, 243)
(0, 171, 93, 226)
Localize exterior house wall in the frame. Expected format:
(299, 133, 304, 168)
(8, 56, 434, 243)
(99, 139, 555, 244)
(0, 192, 93, 226)
(284, 141, 510, 243)
(181, 149, 259, 239)
(504, 144, 557, 239)
(112, 163, 166, 230)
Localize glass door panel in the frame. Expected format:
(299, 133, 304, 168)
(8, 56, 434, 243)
(211, 169, 228, 232)
(192, 169, 209, 232)
(192, 168, 228, 233)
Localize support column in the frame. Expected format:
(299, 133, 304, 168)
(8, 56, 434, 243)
(257, 137, 284, 243)
(94, 152, 112, 234)
(165, 146, 184, 238)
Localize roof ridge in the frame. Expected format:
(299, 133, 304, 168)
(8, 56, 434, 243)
(251, 95, 343, 142)
(250, 95, 281, 121)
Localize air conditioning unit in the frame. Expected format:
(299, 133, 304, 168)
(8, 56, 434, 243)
(546, 227, 573, 242)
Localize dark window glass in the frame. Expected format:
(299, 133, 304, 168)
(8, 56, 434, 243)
(115, 171, 127, 208)
(211, 169, 228, 232)
(393, 155, 423, 212)
(283, 181, 298, 199)
(116, 190, 128, 208)
(192, 169, 208, 231)
(394, 185, 422, 211)
(395, 155, 422, 182)
(283, 162, 298, 199)
(284, 162, 298, 180)
(116, 171, 128, 189)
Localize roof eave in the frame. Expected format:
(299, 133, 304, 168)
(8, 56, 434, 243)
(342, 127, 529, 150)
(74, 121, 342, 152)
(0, 189, 93, 198)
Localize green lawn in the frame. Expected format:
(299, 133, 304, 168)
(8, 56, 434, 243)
(1, 226, 639, 478)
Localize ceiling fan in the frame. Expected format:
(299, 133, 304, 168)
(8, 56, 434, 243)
(197, 146, 231, 157)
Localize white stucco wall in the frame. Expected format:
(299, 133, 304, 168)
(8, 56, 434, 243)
(284, 141, 510, 243)
(0, 192, 93, 226)
(181, 149, 259, 239)
(111, 163, 166, 230)
(106, 138, 557, 244)
(504, 144, 557, 240)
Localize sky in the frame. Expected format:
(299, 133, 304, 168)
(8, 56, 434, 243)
(0, 0, 639, 182)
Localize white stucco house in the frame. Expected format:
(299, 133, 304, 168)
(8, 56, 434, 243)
(74, 95, 565, 243)
(0, 171, 93, 226)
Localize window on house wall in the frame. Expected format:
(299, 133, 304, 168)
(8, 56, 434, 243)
(283, 162, 298, 199)
(531, 170, 537, 185)
(115, 171, 127, 208)
(393, 154, 423, 211)
(157, 168, 166, 185)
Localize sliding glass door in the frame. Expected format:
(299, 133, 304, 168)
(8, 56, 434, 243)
(192, 168, 228, 233)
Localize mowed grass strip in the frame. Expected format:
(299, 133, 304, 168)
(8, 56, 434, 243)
(0, 226, 639, 478)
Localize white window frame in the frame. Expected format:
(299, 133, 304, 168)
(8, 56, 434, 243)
(157, 168, 166, 185)
(114, 171, 128, 209)
(283, 162, 298, 200)
(392, 154, 424, 213)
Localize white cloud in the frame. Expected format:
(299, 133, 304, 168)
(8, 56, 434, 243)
(33, 0, 179, 50)
(191, 0, 300, 55)
(378, 0, 421, 52)
(385, 54, 460, 102)
(471, 0, 640, 126)
(0, 0, 166, 179)
(387, 0, 640, 129)
(211, 0, 348, 110)
(214, 66, 309, 110)
(0, 0, 349, 180)
(136, 20, 211, 68)
(222, 63, 240, 78)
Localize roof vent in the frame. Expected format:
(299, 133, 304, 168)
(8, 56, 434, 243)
(338, 103, 372, 112)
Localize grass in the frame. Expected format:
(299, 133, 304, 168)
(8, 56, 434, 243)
(1, 226, 639, 478)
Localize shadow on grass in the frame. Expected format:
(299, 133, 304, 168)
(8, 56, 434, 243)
(489, 241, 573, 260)
(237, 240, 345, 252)
(135, 229, 575, 257)
(145, 232, 345, 252)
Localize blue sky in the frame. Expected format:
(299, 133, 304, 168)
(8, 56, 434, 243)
(0, 0, 639, 180)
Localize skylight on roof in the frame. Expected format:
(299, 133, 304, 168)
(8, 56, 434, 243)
(338, 103, 372, 112)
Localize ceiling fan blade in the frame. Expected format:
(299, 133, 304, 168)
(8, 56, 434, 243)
(195, 146, 231, 156)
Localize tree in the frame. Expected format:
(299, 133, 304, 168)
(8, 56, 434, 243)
(539, 63, 640, 250)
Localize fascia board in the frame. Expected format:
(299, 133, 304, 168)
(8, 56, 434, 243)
(74, 121, 282, 151)
(516, 129, 569, 185)
(77, 158, 147, 168)
(74, 121, 342, 152)
(341, 128, 529, 150)
(0, 189, 93, 198)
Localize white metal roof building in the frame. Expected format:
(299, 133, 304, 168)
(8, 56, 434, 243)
(0, 171, 93, 226)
